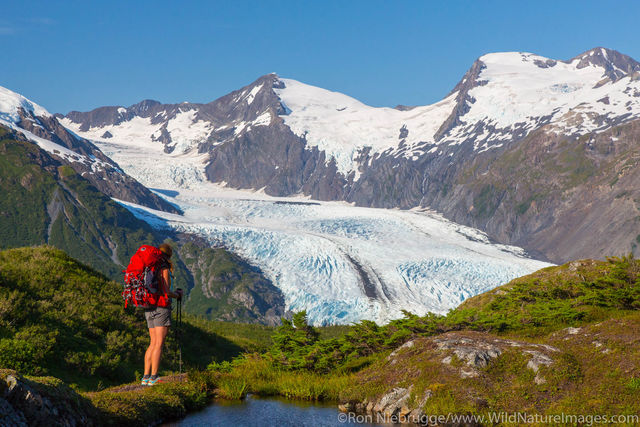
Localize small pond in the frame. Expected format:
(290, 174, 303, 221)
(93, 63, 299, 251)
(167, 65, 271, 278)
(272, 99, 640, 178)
(165, 395, 390, 426)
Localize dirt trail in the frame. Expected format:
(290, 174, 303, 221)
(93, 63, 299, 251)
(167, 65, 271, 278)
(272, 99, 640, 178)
(87, 373, 188, 395)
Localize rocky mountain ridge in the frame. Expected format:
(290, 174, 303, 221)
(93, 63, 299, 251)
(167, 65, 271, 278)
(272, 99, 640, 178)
(0, 86, 178, 213)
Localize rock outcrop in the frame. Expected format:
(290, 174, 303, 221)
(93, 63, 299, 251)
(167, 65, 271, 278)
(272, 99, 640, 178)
(340, 332, 560, 424)
(0, 370, 97, 427)
(339, 386, 431, 424)
(177, 240, 286, 325)
(432, 334, 558, 380)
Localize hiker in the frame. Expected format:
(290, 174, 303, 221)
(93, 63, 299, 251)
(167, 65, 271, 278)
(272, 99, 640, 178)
(141, 243, 183, 386)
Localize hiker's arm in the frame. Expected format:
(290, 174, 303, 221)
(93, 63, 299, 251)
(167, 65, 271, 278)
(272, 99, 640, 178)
(162, 269, 182, 299)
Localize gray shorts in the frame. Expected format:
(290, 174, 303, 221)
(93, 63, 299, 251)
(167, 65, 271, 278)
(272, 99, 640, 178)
(144, 306, 172, 328)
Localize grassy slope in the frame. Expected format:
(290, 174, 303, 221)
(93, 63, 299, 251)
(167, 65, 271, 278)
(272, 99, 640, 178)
(0, 246, 360, 425)
(336, 313, 640, 419)
(0, 246, 267, 391)
(448, 257, 640, 335)
(0, 246, 346, 387)
(4, 248, 640, 424)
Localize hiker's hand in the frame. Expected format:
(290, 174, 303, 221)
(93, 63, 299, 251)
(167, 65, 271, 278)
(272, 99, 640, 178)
(176, 289, 183, 300)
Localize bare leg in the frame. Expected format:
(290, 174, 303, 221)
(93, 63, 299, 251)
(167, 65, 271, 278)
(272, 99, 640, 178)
(150, 326, 169, 375)
(144, 327, 155, 376)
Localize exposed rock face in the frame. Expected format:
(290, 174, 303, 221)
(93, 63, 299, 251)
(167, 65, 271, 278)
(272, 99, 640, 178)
(339, 387, 433, 425)
(433, 57, 487, 142)
(524, 350, 554, 384)
(387, 340, 415, 363)
(436, 336, 502, 378)
(205, 118, 349, 200)
(339, 386, 431, 424)
(64, 99, 164, 132)
(420, 119, 640, 263)
(431, 333, 559, 380)
(568, 47, 640, 83)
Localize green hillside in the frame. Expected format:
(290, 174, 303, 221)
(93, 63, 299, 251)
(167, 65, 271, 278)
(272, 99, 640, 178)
(0, 126, 157, 279)
(448, 256, 640, 334)
(0, 245, 268, 390)
(209, 254, 640, 421)
(178, 241, 285, 324)
(0, 246, 353, 426)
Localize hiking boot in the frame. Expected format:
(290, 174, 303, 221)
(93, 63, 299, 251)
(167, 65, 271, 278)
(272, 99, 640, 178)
(147, 376, 162, 386)
(141, 376, 149, 386)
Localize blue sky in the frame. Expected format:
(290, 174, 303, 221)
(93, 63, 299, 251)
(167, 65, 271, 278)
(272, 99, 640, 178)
(1, 0, 639, 113)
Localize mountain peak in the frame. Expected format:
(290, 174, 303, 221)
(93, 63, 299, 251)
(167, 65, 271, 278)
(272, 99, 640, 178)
(471, 47, 640, 80)
(568, 47, 640, 81)
(0, 85, 51, 123)
(129, 99, 161, 110)
(256, 72, 282, 88)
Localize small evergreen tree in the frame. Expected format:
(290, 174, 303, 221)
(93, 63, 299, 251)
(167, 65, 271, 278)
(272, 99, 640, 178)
(270, 311, 320, 369)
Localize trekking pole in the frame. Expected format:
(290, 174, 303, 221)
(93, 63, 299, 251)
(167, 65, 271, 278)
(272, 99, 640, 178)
(173, 304, 177, 371)
(178, 300, 182, 373)
(176, 289, 183, 374)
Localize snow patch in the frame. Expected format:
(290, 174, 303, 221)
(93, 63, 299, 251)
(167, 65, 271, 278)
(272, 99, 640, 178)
(253, 111, 272, 127)
(245, 83, 263, 105)
(273, 78, 458, 175)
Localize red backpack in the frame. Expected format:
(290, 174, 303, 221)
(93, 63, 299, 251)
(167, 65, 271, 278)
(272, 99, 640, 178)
(122, 245, 165, 308)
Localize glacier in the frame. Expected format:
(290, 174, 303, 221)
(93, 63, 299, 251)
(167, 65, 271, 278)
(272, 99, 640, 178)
(95, 131, 550, 325)
(116, 188, 549, 325)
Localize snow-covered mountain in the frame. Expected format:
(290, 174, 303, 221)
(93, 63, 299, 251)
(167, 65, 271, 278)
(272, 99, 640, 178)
(59, 47, 640, 177)
(0, 86, 179, 213)
(430, 48, 640, 146)
(59, 47, 640, 263)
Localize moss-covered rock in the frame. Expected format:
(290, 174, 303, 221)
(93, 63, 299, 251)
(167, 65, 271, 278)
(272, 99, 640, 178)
(0, 370, 98, 426)
(0, 370, 217, 427)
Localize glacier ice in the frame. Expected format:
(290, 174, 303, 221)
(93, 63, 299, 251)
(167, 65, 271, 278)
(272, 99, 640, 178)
(115, 189, 550, 325)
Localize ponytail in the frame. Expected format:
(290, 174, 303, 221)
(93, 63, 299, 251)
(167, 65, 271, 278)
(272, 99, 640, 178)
(158, 243, 174, 272)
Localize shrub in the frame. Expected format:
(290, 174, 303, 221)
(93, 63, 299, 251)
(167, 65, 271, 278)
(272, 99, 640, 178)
(0, 339, 40, 374)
